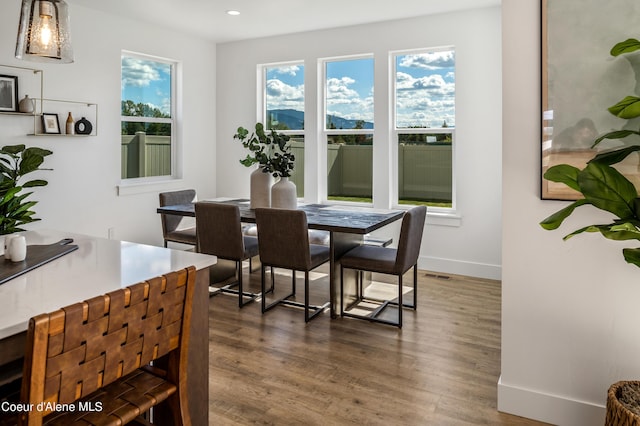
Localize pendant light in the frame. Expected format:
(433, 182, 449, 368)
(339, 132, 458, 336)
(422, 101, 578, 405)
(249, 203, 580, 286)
(15, 0, 73, 63)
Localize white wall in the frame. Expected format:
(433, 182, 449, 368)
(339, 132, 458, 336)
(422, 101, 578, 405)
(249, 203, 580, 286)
(0, 3, 216, 245)
(216, 7, 503, 279)
(500, 1, 640, 424)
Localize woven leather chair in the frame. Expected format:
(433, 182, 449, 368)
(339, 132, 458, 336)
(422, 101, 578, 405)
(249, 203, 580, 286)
(195, 202, 259, 307)
(159, 189, 197, 248)
(340, 205, 426, 328)
(19, 266, 196, 425)
(255, 208, 330, 322)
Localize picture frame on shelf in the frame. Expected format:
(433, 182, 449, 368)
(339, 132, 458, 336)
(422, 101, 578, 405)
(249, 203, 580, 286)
(0, 75, 18, 112)
(41, 113, 60, 134)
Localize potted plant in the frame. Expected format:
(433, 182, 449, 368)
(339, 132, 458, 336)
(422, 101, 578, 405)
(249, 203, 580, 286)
(539, 38, 640, 426)
(0, 144, 52, 235)
(234, 123, 295, 208)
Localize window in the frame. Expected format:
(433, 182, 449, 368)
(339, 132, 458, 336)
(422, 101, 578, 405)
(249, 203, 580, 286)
(121, 52, 177, 180)
(322, 56, 374, 203)
(261, 62, 305, 197)
(394, 48, 455, 208)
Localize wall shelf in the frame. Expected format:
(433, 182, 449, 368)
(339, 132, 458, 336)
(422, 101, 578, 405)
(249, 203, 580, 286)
(30, 98, 98, 137)
(0, 64, 98, 137)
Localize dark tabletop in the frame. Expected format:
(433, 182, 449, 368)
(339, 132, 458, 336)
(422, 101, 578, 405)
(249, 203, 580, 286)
(157, 199, 404, 234)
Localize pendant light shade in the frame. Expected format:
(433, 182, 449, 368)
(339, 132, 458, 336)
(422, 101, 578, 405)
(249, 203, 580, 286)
(15, 0, 73, 63)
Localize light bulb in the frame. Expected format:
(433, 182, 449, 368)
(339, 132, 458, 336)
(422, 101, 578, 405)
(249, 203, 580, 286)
(39, 15, 52, 47)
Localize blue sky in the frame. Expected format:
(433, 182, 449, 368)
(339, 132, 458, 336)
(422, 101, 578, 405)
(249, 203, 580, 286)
(121, 56, 172, 116)
(265, 50, 455, 129)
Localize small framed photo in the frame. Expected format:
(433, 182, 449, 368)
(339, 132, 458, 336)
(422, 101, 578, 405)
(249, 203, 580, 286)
(41, 113, 60, 134)
(0, 75, 18, 112)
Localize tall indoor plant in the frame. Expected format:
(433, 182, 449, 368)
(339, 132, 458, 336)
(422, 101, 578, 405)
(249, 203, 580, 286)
(540, 38, 640, 425)
(0, 144, 52, 235)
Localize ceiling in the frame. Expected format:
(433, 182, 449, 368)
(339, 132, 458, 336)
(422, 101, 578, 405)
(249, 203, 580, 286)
(70, 0, 501, 44)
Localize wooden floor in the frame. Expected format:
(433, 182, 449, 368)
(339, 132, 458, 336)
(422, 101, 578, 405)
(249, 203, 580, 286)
(208, 265, 550, 425)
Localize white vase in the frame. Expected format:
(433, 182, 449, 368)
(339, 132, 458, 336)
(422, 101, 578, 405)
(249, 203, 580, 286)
(250, 167, 273, 209)
(271, 177, 297, 209)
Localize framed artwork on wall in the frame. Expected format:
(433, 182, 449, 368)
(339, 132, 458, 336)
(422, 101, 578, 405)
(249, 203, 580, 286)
(541, 0, 640, 200)
(0, 75, 18, 112)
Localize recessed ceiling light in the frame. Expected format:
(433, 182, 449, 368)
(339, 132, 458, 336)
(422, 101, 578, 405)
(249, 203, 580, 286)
(226, 10, 240, 16)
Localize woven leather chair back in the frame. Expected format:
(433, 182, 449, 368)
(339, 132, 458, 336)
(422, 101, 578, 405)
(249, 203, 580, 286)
(195, 202, 244, 260)
(159, 189, 196, 234)
(20, 266, 196, 425)
(394, 205, 427, 274)
(255, 208, 311, 270)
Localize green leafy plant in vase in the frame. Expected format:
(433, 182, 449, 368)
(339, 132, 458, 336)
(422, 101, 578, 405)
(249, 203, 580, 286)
(234, 123, 295, 208)
(541, 38, 640, 266)
(0, 144, 53, 235)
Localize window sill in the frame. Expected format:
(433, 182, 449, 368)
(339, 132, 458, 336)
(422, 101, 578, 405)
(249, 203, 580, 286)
(426, 210, 462, 227)
(117, 178, 185, 196)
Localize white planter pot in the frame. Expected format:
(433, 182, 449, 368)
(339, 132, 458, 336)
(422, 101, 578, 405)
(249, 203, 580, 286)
(250, 167, 274, 209)
(271, 177, 297, 209)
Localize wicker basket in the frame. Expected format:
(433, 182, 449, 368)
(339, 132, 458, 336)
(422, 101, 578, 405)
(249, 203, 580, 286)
(606, 381, 640, 426)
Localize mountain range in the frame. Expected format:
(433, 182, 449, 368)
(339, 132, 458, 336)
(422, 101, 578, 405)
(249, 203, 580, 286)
(267, 109, 374, 130)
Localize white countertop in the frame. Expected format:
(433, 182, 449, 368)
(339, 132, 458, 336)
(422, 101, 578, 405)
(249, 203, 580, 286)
(0, 230, 216, 340)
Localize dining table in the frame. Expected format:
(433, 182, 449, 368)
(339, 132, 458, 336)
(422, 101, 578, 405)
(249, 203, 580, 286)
(0, 229, 216, 426)
(157, 198, 405, 318)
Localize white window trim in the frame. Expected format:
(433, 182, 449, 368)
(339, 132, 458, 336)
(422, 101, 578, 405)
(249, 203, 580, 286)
(390, 47, 458, 218)
(319, 53, 375, 205)
(118, 50, 181, 194)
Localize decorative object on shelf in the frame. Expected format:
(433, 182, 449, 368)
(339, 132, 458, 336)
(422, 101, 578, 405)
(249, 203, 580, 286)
(15, 0, 73, 64)
(18, 95, 34, 113)
(65, 111, 74, 135)
(540, 38, 640, 268)
(41, 112, 59, 134)
(0, 75, 18, 112)
(74, 116, 92, 135)
(0, 144, 52, 235)
(271, 177, 297, 209)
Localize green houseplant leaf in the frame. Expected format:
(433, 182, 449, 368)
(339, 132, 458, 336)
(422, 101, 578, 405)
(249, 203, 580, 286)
(540, 199, 590, 230)
(608, 96, 640, 119)
(577, 162, 636, 219)
(543, 164, 581, 192)
(611, 38, 640, 56)
(0, 144, 52, 235)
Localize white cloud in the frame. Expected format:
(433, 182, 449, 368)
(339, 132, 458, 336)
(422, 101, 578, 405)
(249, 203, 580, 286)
(271, 65, 301, 77)
(121, 57, 164, 87)
(395, 71, 455, 128)
(399, 51, 455, 70)
(266, 79, 304, 110)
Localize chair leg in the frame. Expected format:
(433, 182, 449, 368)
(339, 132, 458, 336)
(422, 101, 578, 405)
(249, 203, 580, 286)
(398, 274, 403, 328)
(340, 265, 344, 317)
(261, 266, 296, 313)
(261, 265, 267, 313)
(413, 264, 417, 309)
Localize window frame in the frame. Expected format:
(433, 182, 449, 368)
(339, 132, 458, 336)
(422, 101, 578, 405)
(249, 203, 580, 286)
(258, 60, 305, 136)
(320, 53, 375, 205)
(120, 50, 179, 184)
(391, 47, 456, 213)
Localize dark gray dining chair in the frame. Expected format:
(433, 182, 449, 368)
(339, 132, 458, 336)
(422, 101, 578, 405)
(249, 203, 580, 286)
(159, 189, 198, 248)
(195, 202, 259, 307)
(340, 205, 426, 328)
(254, 208, 331, 322)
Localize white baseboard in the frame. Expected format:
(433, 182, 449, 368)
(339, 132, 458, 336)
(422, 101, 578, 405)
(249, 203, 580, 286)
(497, 376, 605, 426)
(419, 255, 501, 280)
